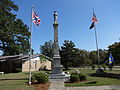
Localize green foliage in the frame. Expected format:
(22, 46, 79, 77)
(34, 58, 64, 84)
(0, 72, 35, 90)
(91, 65, 96, 70)
(89, 51, 98, 64)
(40, 40, 54, 58)
(31, 73, 37, 83)
(60, 40, 90, 69)
(0, 0, 30, 55)
(65, 69, 120, 86)
(36, 73, 48, 84)
(109, 65, 113, 71)
(72, 49, 90, 67)
(32, 72, 48, 84)
(60, 40, 108, 69)
(70, 74, 79, 83)
(78, 73, 86, 81)
(71, 73, 86, 81)
(60, 40, 76, 69)
(71, 72, 77, 75)
(108, 42, 120, 64)
(101, 64, 107, 70)
(89, 49, 107, 65)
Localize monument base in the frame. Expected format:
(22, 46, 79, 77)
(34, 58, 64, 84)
(49, 74, 65, 82)
(52, 65, 63, 74)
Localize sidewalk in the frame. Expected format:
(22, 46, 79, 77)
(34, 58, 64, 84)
(49, 82, 65, 90)
(49, 83, 120, 90)
(66, 85, 120, 90)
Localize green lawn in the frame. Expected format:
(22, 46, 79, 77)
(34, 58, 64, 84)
(0, 72, 35, 90)
(0, 69, 120, 89)
(64, 69, 120, 87)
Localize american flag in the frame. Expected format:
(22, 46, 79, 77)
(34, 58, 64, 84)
(32, 11, 40, 26)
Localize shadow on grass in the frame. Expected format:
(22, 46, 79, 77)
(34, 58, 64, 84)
(89, 72, 120, 79)
(85, 81, 97, 84)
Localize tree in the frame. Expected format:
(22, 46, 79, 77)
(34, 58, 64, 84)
(89, 51, 98, 65)
(99, 49, 108, 64)
(78, 49, 90, 66)
(40, 40, 54, 58)
(108, 42, 120, 64)
(60, 40, 76, 69)
(0, 0, 30, 55)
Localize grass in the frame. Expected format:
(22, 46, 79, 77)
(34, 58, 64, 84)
(64, 69, 120, 87)
(0, 72, 35, 90)
(0, 69, 120, 89)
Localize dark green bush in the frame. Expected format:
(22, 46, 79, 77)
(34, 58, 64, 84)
(36, 72, 48, 84)
(91, 65, 95, 70)
(31, 72, 48, 84)
(71, 72, 77, 75)
(78, 73, 86, 81)
(70, 75, 79, 83)
(31, 73, 37, 83)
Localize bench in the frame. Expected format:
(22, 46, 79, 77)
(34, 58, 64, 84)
(0, 72, 4, 75)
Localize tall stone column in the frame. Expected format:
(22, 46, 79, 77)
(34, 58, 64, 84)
(52, 11, 63, 74)
(49, 11, 65, 82)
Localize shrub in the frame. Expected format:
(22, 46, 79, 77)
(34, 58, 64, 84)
(71, 72, 77, 75)
(101, 64, 106, 70)
(31, 73, 37, 83)
(36, 73, 48, 84)
(91, 65, 95, 70)
(78, 73, 86, 81)
(31, 72, 48, 84)
(70, 75, 79, 83)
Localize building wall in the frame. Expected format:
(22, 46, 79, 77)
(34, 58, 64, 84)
(22, 57, 51, 72)
(0, 61, 16, 73)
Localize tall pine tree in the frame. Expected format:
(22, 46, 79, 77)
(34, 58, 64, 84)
(0, 0, 30, 55)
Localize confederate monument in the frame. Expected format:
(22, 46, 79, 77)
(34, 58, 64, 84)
(49, 11, 65, 81)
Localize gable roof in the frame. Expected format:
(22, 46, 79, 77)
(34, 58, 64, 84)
(0, 54, 53, 62)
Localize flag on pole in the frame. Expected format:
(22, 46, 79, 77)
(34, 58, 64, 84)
(89, 22, 95, 29)
(89, 11, 97, 29)
(92, 12, 97, 22)
(32, 11, 40, 26)
(109, 53, 114, 65)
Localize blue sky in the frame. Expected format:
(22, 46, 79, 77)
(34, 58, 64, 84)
(12, 0, 120, 54)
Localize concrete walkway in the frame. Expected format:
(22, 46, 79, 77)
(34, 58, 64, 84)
(49, 82, 65, 90)
(49, 82, 120, 90)
(66, 85, 120, 90)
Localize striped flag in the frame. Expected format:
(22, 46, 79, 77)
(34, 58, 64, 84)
(32, 11, 40, 26)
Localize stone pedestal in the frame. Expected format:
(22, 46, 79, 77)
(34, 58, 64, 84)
(52, 55, 62, 74)
(49, 74, 65, 82)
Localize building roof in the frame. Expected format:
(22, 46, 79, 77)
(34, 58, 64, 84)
(0, 54, 53, 62)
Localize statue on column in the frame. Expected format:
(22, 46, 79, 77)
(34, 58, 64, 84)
(54, 11, 58, 23)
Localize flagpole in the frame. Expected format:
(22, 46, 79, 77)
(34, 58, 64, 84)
(94, 23, 100, 68)
(29, 6, 33, 85)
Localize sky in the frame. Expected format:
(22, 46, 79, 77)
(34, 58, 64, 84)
(12, 0, 120, 54)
